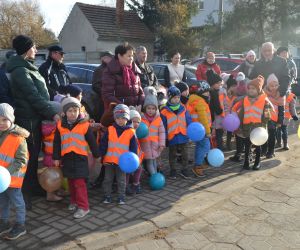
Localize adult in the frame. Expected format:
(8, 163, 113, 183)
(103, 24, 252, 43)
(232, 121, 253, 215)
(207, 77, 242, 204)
(276, 46, 297, 85)
(250, 42, 290, 97)
(135, 46, 158, 89)
(0, 51, 15, 106)
(102, 43, 145, 109)
(92, 51, 114, 121)
(39, 45, 71, 100)
(238, 50, 256, 79)
(6, 35, 60, 210)
(195, 52, 221, 81)
(164, 52, 187, 88)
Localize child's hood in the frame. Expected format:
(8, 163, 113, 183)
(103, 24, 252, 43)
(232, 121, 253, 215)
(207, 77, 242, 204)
(9, 125, 30, 138)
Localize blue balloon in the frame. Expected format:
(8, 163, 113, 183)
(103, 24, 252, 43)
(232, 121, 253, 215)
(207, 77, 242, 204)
(0, 166, 11, 193)
(136, 122, 149, 139)
(149, 173, 165, 190)
(119, 152, 139, 173)
(207, 149, 224, 167)
(187, 122, 205, 142)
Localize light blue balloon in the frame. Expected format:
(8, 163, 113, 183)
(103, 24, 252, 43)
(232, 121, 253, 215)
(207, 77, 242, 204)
(119, 152, 139, 173)
(0, 166, 11, 193)
(187, 122, 205, 142)
(149, 173, 165, 190)
(207, 149, 224, 167)
(136, 122, 149, 139)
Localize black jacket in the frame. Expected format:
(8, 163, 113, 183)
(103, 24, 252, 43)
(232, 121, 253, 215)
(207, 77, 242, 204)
(209, 89, 223, 122)
(135, 60, 158, 89)
(249, 55, 290, 97)
(0, 65, 14, 106)
(238, 60, 255, 79)
(39, 57, 71, 100)
(53, 116, 100, 179)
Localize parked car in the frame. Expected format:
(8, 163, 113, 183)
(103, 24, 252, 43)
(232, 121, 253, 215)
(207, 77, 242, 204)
(190, 57, 244, 72)
(65, 63, 101, 121)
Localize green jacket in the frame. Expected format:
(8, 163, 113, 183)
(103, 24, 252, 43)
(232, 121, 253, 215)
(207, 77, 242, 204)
(0, 125, 29, 175)
(6, 56, 56, 139)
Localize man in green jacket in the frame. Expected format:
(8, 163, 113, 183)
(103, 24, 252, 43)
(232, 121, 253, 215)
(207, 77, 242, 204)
(6, 35, 60, 210)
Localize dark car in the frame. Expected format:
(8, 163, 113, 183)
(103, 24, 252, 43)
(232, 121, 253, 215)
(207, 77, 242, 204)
(191, 57, 244, 72)
(65, 63, 101, 121)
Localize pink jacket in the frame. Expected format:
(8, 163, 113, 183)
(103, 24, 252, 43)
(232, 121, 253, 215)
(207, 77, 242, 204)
(41, 120, 57, 167)
(140, 113, 165, 159)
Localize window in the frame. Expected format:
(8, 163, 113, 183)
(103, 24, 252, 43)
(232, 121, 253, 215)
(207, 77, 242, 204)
(81, 46, 86, 52)
(198, 0, 204, 10)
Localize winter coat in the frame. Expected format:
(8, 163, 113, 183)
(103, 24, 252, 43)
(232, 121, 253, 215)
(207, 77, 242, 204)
(140, 113, 165, 159)
(160, 103, 192, 146)
(101, 58, 145, 109)
(6, 55, 57, 144)
(209, 88, 223, 122)
(41, 120, 56, 167)
(196, 62, 221, 81)
(53, 115, 100, 179)
(0, 124, 29, 175)
(249, 55, 290, 97)
(238, 60, 255, 79)
(188, 94, 211, 135)
(163, 65, 187, 88)
(39, 57, 71, 100)
(135, 60, 158, 89)
(0, 64, 14, 106)
(92, 63, 106, 96)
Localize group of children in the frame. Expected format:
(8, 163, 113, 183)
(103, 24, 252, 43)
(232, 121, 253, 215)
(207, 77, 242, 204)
(0, 69, 298, 239)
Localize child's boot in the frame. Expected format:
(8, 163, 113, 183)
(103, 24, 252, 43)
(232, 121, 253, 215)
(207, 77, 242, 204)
(253, 153, 261, 170)
(242, 155, 251, 170)
(283, 139, 289, 150)
(192, 166, 206, 178)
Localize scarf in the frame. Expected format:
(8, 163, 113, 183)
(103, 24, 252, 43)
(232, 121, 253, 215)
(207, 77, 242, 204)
(144, 113, 155, 123)
(167, 102, 180, 111)
(180, 95, 189, 105)
(122, 64, 136, 88)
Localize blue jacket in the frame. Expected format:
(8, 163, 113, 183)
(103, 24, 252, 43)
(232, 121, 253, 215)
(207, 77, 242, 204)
(160, 104, 192, 146)
(100, 123, 138, 157)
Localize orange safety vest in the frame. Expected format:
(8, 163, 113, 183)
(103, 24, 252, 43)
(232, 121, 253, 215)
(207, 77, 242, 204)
(185, 103, 198, 122)
(103, 126, 135, 165)
(225, 96, 237, 113)
(137, 140, 144, 164)
(161, 107, 187, 141)
(57, 121, 89, 156)
(0, 134, 28, 188)
(267, 96, 279, 122)
(219, 92, 225, 117)
(285, 93, 295, 119)
(243, 95, 266, 124)
(43, 132, 55, 155)
(189, 99, 212, 126)
(140, 115, 163, 143)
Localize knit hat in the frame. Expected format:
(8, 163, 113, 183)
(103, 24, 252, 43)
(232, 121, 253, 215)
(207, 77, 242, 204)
(246, 50, 256, 58)
(267, 73, 279, 86)
(12, 35, 34, 55)
(175, 81, 189, 93)
(100, 102, 117, 127)
(206, 69, 222, 86)
(226, 75, 237, 89)
(167, 86, 181, 100)
(276, 47, 288, 55)
(113, 104, 130, 120)
(143, 86, 158, 109)
(248, 75, 264, 94)
(0, 103, 15, 123)
(64, 85, 82, 98)
(220, 72, 231, 84)
(61, 96, 81, 113)
(196, 81, 210, 95)
(236, 72, 245, 82)
(129, 106, 141, 121)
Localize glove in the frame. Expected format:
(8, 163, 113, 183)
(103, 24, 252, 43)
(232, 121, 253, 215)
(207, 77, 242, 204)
(292, 115, 299, 121)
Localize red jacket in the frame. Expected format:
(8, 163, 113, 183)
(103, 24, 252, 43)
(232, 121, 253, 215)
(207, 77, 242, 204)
(196, 62, 221, 81)
(102, 58, 145, 109)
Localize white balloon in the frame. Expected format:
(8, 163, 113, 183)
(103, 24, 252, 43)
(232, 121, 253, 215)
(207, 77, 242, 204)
(0, 166, 11, 193)
(250, 127, 268, 146)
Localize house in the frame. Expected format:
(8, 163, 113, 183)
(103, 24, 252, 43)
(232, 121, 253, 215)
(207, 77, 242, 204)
(58, 1, 155, 63)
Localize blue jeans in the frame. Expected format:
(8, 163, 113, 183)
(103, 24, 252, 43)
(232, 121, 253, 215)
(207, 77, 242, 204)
(0, 188, 26, 224)
(195, 137, 210, 166)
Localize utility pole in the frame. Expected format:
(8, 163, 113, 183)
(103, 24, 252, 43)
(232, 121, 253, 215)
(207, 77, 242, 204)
(219, 0, 223, 52)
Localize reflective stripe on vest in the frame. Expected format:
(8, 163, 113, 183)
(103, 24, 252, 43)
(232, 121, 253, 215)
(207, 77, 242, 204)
(137, 141, 144, 164)
(185, 103, 198, 122)
(140, 115, 163, 143)
(243, 95, 266, 124)
(0, 134, 28, 188)
(285, 93, 295, 119)
(161, 107, 187, 141)
(103, 126, 135, 165)
(189, 98, 212, 126)
(43, 132, 54, 154)
(225, 96, 237, 114)
(267, 96, 279, 122)
(57, 121, 89, 156)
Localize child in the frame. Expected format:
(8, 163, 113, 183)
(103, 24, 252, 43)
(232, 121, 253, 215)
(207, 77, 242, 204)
(0, 103, 29, 240)
(187, 81, 211, 177)
(100, 104, 138, 204)
(126, 108, 144, 195)
(53, 97, 100, 219)
(277, 91, 298, 150)
(140, 87, 165, 176)
(207, 70, 224, 150)
(263, 74, 285, 158)
(160, 86, 192, 179)
(64, 85, 87, 116)
(175, 81, 190, 106)
(238, 75, 272, 170)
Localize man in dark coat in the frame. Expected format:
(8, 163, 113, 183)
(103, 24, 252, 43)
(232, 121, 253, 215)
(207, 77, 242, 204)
(0, 51, 15, 106)
(135, 46, 158, 89)
(250, 42, 290, 97)
(276, 46, 297, 85)
(39, 45, 71, 100)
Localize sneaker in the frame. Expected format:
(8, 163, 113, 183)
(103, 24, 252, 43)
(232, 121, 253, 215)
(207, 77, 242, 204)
(117, 196, 126, 205)
(253, 163, 261, 171)
(192, 167, 206, 178)
(103, 196, 112, 204)
(73, 208, 90, 219)
(4, 224, 26, 240)
(169, 169, 177, 179)
(179, 169, 191, 179)
(135, 184, 142, 194)
(0, 220, 11, 236)
(68, 204, 77, 211)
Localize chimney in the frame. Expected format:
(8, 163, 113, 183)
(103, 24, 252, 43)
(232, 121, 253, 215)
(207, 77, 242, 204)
(116, 0, 124, 27)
